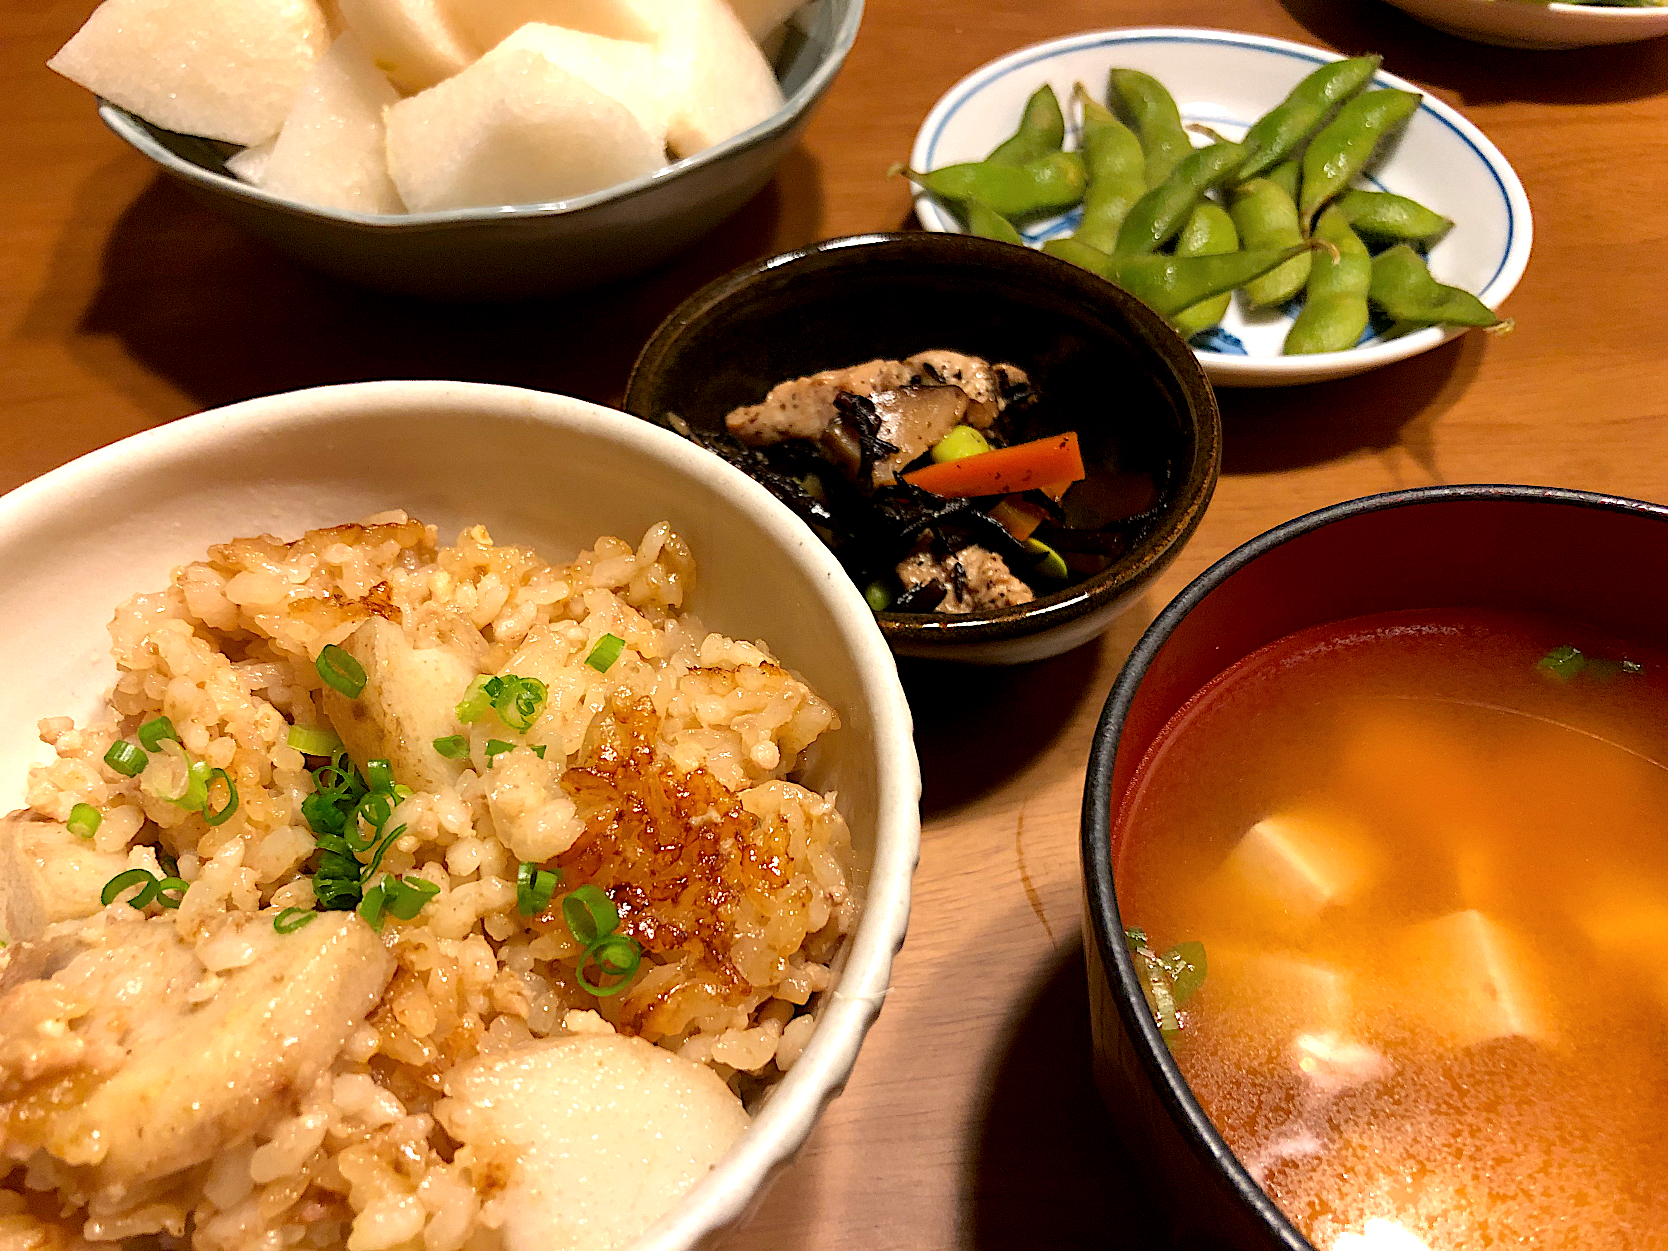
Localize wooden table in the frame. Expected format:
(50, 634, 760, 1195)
(5, 0, 1667, 1246)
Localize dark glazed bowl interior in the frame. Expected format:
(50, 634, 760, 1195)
(1079, 485, 1668, 1251)
(624, 233, 1220, 655)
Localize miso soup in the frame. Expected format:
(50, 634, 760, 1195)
(1115, 608, 1668, 1250)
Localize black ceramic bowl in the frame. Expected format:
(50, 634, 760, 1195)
(624, 233, 1220, 664)
(1080, 484, 1668, 1250)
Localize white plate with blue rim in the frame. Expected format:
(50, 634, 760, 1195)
(909, 28, 1533, 388)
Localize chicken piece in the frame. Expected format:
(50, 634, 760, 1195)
(0, 814, 131, 944)
(905, 350, 1028, 426)
(0, 912, 393, 1206)
(438, 1033, 749, 1251)
(321, 616, 476, 792)
(867, 386, 970, 485)
(725, 358, 917, 445)
(895, 544, 1034, 613)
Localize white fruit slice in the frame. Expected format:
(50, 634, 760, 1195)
(48, 0, 329, 146)
(447, 0, 656, 56)
(333, 0, 474, 92)
(626, 0, 784, 158)
(726, 0, 803, 43)
(384, 43, 663, 212)
(237, 32, 404, 212)
(495, 23, 669, 149)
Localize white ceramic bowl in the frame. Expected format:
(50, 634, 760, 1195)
(0, 380, 920, 1251)
(99, 0, 862, 299)
(1381, 0, 1668, 49)
(910, 28, 1533, 388)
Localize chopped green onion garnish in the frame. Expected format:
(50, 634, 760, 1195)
(532, 744, 546, 759)
(563, 884, 619, 948)
(357, 880, 388, 931)
(355, 790, 395, 831)
(1123, 928, 1206, 1041)
(584, 634, 626, 674)
(516, 861, 560, 915)
(104, 740, 147, 778)
(158, 849, 179, 878)
(1158, 941, 1207, 1007)
(365, 759, 395, 793)
(493, 675, 548, 732)
(384, 875, 441, 921)
(455, 675, 496, 724)
(202, 769, 239, 826)
(67, 804, 101, 839)
(137, 717, 178, 751)
(316, 644, 367, 698)
(274, 907, 317, 933)
(286, 724, 343, 756)
(432, 735, 469, 759)
(102, 868, 159, 909)
(361, 823, 406, 881)
(577, 933, 642, 997)
(485, 739, 516, 765)
(164, 756, 210, 812)
(1537, 644, 1586, 681)
(153, 877, 189, 910)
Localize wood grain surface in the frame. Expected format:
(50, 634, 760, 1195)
(5, 1, 1667, 1248)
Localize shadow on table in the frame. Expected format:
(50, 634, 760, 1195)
(1279, 0, 1668, 103)
(46, 147, 824, 419)
(967, 939, 1164, 1251)
(1217, 328, 1481, 478)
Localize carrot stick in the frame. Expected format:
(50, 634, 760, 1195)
(903, 432, 1085, 498)
(989, 495, 1049, 541)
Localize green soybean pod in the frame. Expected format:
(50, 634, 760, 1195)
(1238, 55, 1383, 182)
(987, 84, 1066, 166)
(905, 151, 1088, 220)
(1114, 142, 1245, 255)
(1044, 239, 1321, 320)
(961, 198, 1024, 245)
(1170, 204, 1240, 337)
(1266, 158, 1301, 203)
(1041, 236, 1119, 278)
(1337, 189, 1454, 242)
(1285, 205, 1372, 355)
(1299, 88, 1422, 229)
(1072, 84, 1147, 252)
(1229, 178, 1310, 309)
(1108, 68, 1193, 187)
(1369, 245, 1503, 327)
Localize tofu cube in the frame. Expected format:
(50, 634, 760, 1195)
(1395, 909, 1556, 1049)
(626, 0, 784, 157)
(383, 42, 664, 212)
(1571, 882, 1668, 1012)
(1210, 947, 1354, 1035)
(48, 0, 329, 145)
(494, 24, 670, 149)
(1213, 811, 1376, 936)
(235, 32, 404, 213)
(332, 0, 475, 92)
(446, 0, 657, 56)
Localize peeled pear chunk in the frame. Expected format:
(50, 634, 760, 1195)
(438, 1033, 750, 1251)
(1211, 811, 1377, 938)
(48, 0, 329, 145)
(495, 23, 671, 148)
(1393, 909, 1557, 1049)
(627, 0, 784, 157)
(332, 0, 474, 92)
(237, 32, 404, 213)
(384, 43, 663, 212)
(0, 813, 131, 943)
(726, 0, 804, 43)
(447, 0, 657, 56)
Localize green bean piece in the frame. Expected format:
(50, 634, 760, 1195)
(1170, 204, 1241, 338)
(1238, 55, 1383, 182)
(1299, 89, 1422, 229)
(1230, 178, 1311, 309)
(1369, 245, 1503, 327)
(960, 198, 1023, 244)
(1266, 157, 1301, 203)
(1108, 69, 1193, 188)
(1284, 206, 1372, 355)
(903, 152, 1088, 221)
(986, 84, 1066, 166)
(1336, 189, 1454, 242)
(1114, 142, 1245, 256)
(1044, 238, 1322, 321)
(1071, 84, 1146, 252)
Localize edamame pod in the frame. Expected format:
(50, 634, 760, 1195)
(1044, 237, 1322, 321)
(1267, 158, 1301, 203)
(1171, 203, 1240, 338)
(961, 198, 1024, 245)
(1072, 84, 1147, 252)
(1299, 89, 1422, 228)
(1284, 205, 1372, 354)
(1336, 189, 1453, 242)
(1238, 55, 1383, 181)
(903, 152, 1088, 220)
(987, 84, 1066, 166)
(1369, 245, 1502, 327)
(1108, 69, 1193, 187)
(1230, 178, 1311, 309)
(1114, 142, 1245, 255)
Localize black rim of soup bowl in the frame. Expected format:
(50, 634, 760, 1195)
(624, 232, 1221, 651)
(1079, 483, 1668, 1251)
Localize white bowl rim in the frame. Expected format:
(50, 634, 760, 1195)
(0, 379, 922, 1251)
(97, 0, 865, 230)
(908, 26, 1534, 382)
